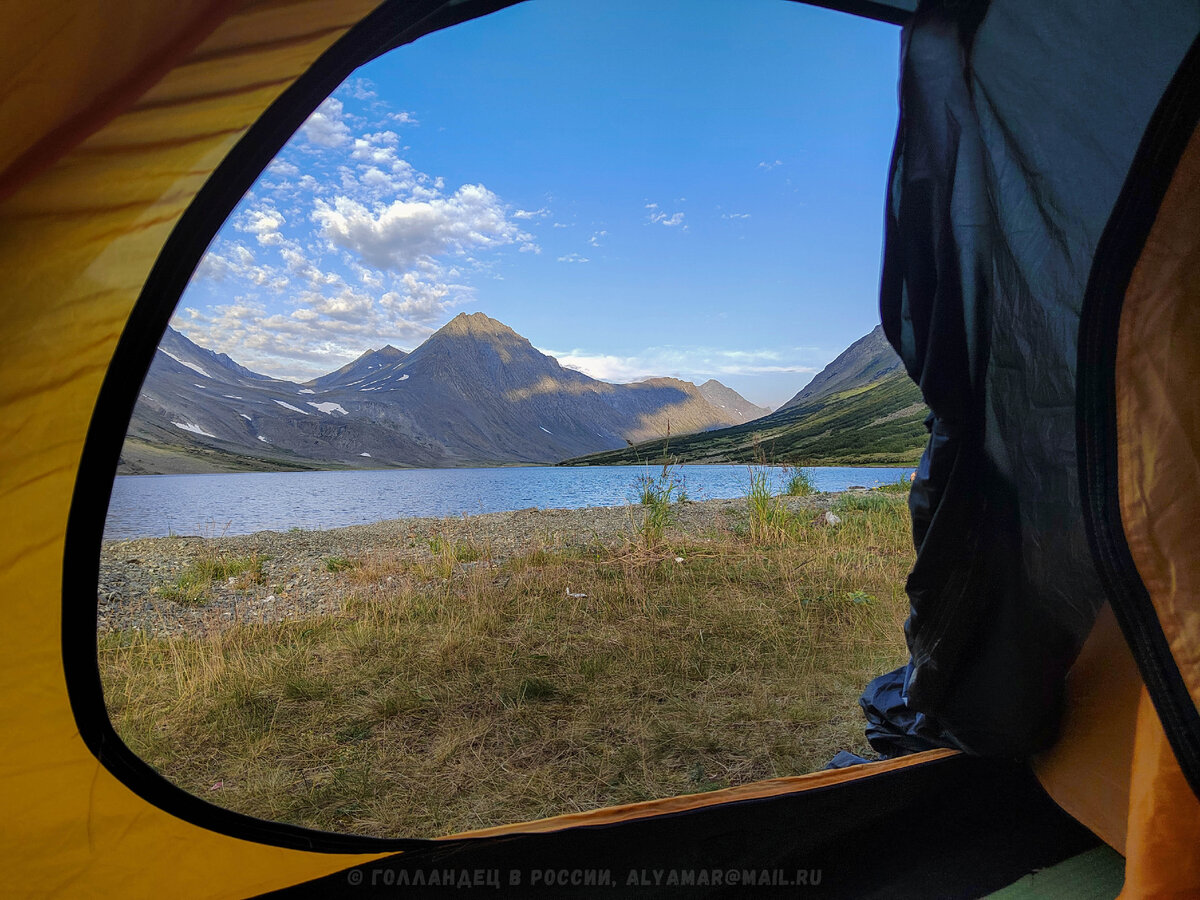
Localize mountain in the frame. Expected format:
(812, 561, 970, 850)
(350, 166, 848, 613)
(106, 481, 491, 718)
(778, 324, 902, 409)
(306, 344, 407, 391)
(559, 327, 928, 468)
(697, 379, 771, 419)
(119, 314, 764, 474)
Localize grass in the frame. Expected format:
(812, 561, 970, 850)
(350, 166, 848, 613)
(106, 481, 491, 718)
(100, 495, 914, 839)
(156, 553, 265, 605)
(875, 474, 914, 494)
(634, 460, 687, 545)
(324, 556, 356, 573)
(782, 466, 816, 497)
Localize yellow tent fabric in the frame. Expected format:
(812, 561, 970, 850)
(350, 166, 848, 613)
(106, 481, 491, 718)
(1034, 119, 1200, 899)
(0, 2, 396, 894)
(2, 0, 1198, 895)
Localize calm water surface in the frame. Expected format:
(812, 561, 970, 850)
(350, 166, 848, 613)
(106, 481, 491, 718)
(104, 465, 915, 540)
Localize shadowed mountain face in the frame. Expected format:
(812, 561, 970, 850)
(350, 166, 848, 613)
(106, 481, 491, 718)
(120, 313, 766, 474)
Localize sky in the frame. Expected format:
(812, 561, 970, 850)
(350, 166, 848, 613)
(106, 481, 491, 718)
(176, 0, 901, 409)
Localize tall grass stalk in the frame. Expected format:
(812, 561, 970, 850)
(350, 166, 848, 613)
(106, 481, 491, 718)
(634, 461, 686, 545)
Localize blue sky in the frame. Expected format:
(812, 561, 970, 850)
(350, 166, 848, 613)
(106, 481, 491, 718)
(177, 0, 900, 408)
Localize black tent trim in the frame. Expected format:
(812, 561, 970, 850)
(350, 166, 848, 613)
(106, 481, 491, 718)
(263, 755, 1101, 899)
(1077, 33, 1200, 801)
(60, 0, 914, 853)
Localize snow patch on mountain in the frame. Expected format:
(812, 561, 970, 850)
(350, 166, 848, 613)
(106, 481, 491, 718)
(161, 349, 210, 378)
(273, 400, 309, 414)
(308, 401, 349, 416)
(173, 422, 215, 437)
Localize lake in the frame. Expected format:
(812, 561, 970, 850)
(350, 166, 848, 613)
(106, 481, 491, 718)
(103, 464, 916, 540)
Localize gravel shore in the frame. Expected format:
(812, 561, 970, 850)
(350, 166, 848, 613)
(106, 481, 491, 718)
(98, 495, 841, 638)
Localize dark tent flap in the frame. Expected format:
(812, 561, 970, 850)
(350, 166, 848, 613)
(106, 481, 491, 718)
(879, 0, 1200, 755)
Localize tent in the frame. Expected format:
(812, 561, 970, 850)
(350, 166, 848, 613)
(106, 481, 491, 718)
(1, 0, 1197, 895)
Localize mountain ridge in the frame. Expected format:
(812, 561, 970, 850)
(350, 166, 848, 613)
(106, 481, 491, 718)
(120, 313, 769, 474)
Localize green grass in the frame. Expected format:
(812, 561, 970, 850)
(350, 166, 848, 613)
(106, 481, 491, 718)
(155, 553, 265, 605)
(745, 467, 800, 544)
(783, 466, 816, 497)
(634, 462, 687, 545)
(874, 475, 914, 494)
(100, 496, 914, 839)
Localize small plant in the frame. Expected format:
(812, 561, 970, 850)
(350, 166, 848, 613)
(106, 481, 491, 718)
(832, 492, 903, 514)
(782, 466, 816, 497)
(875, 474, 915, 494)
(427, 536, 482, 563)
(633, 461, 685, 545)
(157, 552, 265, 605)
(746, 467, 795, 544)
(324, 556, 356, 573)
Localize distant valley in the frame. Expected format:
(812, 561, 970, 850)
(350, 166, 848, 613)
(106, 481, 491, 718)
(560, 325, 927, 468)
(120, 313, 771, 475)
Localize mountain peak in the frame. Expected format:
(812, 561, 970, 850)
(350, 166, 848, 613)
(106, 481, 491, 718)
(437, 311, 519, 339)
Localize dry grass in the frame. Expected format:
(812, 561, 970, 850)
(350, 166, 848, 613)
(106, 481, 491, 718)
(99, 492, 913, 839)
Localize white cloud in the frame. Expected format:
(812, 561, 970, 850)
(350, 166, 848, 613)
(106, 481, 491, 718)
(513, 207, 550, 219)
(557, 253, 590, 263)
(588, 230, 607, 247)
(192, 241, 289, 291)
(300, 97, 351, 148)
(238, 205, 286, 246)
(722, 212, 751, 220)
(757, 159, 783, 170)
(648, 210, 685, 227)
(266, 159, 299, 177)
(343, 77, 377, 101)
(312, 183, 527, 270)
(544, 345, 817, 383)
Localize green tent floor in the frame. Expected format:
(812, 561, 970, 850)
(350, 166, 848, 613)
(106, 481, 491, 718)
(985, 845, 1125, 899)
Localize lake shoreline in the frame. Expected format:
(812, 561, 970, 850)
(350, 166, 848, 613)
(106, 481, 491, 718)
(98, 493, 849, 637)
(104, 463, 917, 540)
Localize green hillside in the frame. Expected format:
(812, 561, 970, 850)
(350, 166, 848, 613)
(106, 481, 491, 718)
(559, 370, 928, 467)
